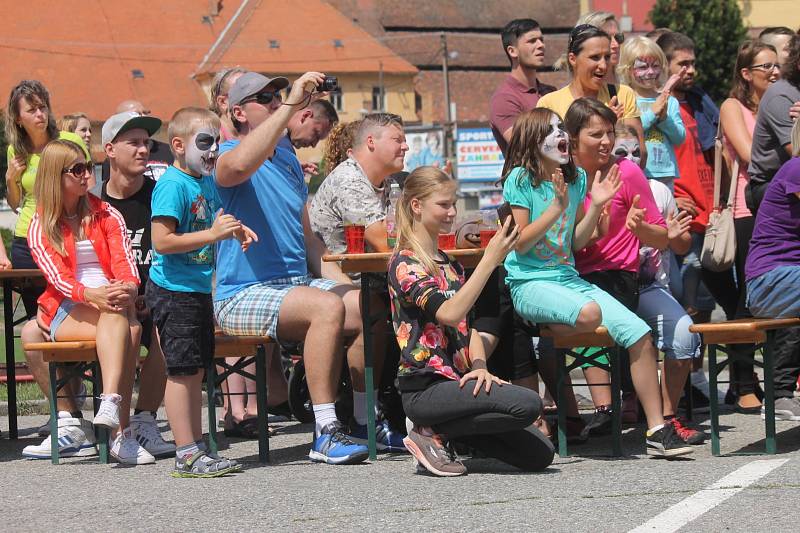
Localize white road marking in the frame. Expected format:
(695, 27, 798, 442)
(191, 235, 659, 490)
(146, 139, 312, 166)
(629, 458, 789, 533)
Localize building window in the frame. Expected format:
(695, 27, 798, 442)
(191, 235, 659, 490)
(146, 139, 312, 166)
(371, 86, 384, 112)
(330, 88, 343, 112)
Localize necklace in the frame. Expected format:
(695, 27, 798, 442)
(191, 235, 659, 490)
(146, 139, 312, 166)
(63, 212, 79, 220)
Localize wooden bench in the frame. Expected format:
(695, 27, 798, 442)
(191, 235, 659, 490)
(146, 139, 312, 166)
(689, 317, 800, 456)
(24, 334, 274, 465)
(539, 326, 623, 458)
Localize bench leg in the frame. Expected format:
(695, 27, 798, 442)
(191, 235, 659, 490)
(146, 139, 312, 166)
(205, 363, 219, 456)
(764, 330, 777, 455)
(94, 365, 108, 464)
(255, 346, 270, 463)
(610, 347, 622, 457)
(708, 344, 721, 456)
(360, 276, 377, 461)
(556, 349, 568, 458)
(48, 363, 59, 465)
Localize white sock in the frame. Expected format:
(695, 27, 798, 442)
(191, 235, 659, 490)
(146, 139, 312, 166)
(352, 390, 379, 426)
(647, 423, 665, 436)
(313, 403, 338, 434)
(57, 410, 72, 419)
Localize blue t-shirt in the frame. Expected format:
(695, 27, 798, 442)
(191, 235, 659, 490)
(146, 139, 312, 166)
(149, 166, 221, 294)
(502, 167, 587, 283)
(214, 140, 308, 301)
(638, 95, 685, 179)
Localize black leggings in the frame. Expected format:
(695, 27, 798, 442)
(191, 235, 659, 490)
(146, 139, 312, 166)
(10, 237, 44, 319)
(700, 216, 757, 395)
(402, 380, 554, 471)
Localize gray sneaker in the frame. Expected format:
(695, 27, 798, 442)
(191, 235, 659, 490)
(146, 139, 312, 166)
(762, 397, 800, 421)
(403, 427, 466, 477)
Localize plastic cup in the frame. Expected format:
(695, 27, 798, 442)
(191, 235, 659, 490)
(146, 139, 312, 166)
(480, 229, 497, 248)
(438, 233, 456, 250)
(480, 209, 499, 248)
(344, 223, 366, 254)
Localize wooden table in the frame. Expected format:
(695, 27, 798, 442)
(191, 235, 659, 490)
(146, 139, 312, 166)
(1, 269, 44, 439)
(323, 248, 485, 458)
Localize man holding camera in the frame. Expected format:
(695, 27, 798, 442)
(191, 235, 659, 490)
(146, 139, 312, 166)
(212, 71, 370, 464)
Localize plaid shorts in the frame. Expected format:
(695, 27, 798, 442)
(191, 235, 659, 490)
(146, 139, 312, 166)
(213, 275, 340, 343)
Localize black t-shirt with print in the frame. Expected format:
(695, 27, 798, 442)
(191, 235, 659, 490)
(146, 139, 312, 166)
(99, 178, 155, 294)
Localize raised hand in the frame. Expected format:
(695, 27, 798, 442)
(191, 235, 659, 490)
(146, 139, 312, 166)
(289, 71, 327, 106)
(590, 164, 622, 207)
(609, 95, 625, 120)
(666, 209, 692, 240)
(625, 194, 647, 233)
(210, 208, 243, 242)
(483, 215, 520, 266)
(234, 223, 259, 252)
(552, 168, 569, 211)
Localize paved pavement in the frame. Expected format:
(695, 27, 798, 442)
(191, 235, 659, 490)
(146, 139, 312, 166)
(2, 401, 800, 532)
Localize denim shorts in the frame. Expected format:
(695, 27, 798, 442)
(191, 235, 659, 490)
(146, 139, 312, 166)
(746, 265, 800, 318)
(50, 299, 78, 340)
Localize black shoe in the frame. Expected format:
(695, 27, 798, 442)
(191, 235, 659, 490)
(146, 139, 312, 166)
(646, 422, 693, 458)
(678, 385, 710, 413)
(267, 401, 293, 420)
(580, 406, 612, 439)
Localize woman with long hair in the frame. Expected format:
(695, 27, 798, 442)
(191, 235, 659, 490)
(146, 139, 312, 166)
(28, 139, 151, 465)
(58, 112, 92, 147)
(388, 166, 554, 476)
(4, 80, 89, 318)
(717, 40, 780, 412)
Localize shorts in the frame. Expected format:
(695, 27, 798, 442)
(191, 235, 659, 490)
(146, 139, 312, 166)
(472, 266, 537, 381)
(213, 275, 340, 345)
(50, 299, 77, 340)
(747, 265, 800, 318)
(638, 283, 700, 360)
(509, 271, 650, 350)
(146, 279, 215, 377)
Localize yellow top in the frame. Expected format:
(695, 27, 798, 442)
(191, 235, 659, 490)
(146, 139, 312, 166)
(536, 83, 641, 122)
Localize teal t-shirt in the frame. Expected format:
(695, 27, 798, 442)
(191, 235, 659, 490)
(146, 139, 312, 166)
(502, 166, 587, 283)
(149, 166, 221, 294)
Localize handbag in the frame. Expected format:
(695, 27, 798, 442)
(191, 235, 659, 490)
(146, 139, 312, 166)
(700, 122, 738, 272)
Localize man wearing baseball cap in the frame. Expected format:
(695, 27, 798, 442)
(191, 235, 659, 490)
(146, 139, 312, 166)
(92, 111, 176, 460)
(214, 71, 371, 465)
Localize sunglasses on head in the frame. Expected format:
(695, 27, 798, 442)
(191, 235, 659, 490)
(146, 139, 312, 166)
(195, 132, 220, 151)
(613, 33, 624, 44)
(241, 91, 279, 106)
(63, 162, 94, 178)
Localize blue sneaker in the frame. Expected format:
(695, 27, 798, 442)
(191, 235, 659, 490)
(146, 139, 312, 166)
(351, 417, 407, 453)
(309, 421, 369, 465)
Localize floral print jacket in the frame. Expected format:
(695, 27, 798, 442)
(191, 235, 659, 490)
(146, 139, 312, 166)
(388, 249, 471, 392)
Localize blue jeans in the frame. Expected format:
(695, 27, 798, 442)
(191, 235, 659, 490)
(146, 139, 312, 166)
(638, 283, 700, 360)
(747, 265, 800, 318)
(676, 232, 716, 312)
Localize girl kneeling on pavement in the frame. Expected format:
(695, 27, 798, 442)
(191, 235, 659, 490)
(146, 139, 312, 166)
(388, 166, 555, 476)
(27, 139, 151, 464)
(501, 107, 692, 457)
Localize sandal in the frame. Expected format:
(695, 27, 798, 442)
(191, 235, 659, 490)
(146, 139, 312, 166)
(224, 417, 274, 439)
(171, 451, 241, 478)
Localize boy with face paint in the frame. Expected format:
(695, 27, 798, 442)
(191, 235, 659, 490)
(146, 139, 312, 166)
(147, 107, 256, 477)
(618, 36, 685, 192)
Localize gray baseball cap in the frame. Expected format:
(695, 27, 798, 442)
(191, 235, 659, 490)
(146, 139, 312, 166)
(228, 72, 290, 107)
(101, 111, 162, 145)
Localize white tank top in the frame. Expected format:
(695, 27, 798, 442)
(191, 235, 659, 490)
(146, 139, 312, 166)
(74, 240, 109, 288)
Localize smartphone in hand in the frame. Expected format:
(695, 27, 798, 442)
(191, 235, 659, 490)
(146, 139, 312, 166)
(496, 202, 517, 236)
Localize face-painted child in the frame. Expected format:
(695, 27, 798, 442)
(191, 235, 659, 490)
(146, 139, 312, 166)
(184, 127, 220, 176)
(613, 127, 641, 166)
(541, 114, 571, 165)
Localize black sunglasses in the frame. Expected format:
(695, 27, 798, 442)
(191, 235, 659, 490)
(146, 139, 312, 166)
(195, 133, 220, 151)
(63, 162, 94, 178)
(241, 91, 279, 106)
(613, 33, 625, 44)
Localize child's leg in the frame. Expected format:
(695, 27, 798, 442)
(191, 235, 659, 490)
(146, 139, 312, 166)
(580, 283, 664, 429)
(165, 373, 205, 447)
(225, 362, 249, 422)
(136, 326, 167, 413)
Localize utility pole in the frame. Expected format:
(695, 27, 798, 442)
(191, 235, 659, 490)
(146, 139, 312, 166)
(441, 32, 453, 158)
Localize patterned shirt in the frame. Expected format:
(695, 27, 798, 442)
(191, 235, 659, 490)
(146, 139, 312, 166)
(309, 157, 386, 257)
(388, 249, 472, 392)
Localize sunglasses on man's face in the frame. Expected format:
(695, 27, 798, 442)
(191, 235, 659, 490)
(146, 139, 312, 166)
(63, 162, 94, 178)
(241, 91, 279, 106)
(195, 133, 220, 151)
(613, 33, 624, 44)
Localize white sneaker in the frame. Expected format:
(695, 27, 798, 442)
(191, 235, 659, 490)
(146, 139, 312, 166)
(94, 393, 122, 430)
(23, 417, 97, 459)
(110, 427, 156, 465)
(130, 412, 176, 457)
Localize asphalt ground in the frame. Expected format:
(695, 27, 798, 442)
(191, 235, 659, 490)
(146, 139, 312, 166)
(3, 396, 800, 532)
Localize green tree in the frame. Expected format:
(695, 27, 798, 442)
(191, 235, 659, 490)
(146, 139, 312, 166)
(649, 0, 748, 103)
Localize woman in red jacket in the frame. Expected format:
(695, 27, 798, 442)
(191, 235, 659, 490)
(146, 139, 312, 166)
(28, 139, 154, 465)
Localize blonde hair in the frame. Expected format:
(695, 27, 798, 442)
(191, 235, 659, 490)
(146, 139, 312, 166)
(34, 140, 94, 255)
(167, 107, 221, 152)
(58, 112, 89, 133)
(792, 118, 800, 157)
(576, 11, 617, 29)
(617, 36, 667, 89)
(323, 120, 361, 171)
(395, 166, 456, 276)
